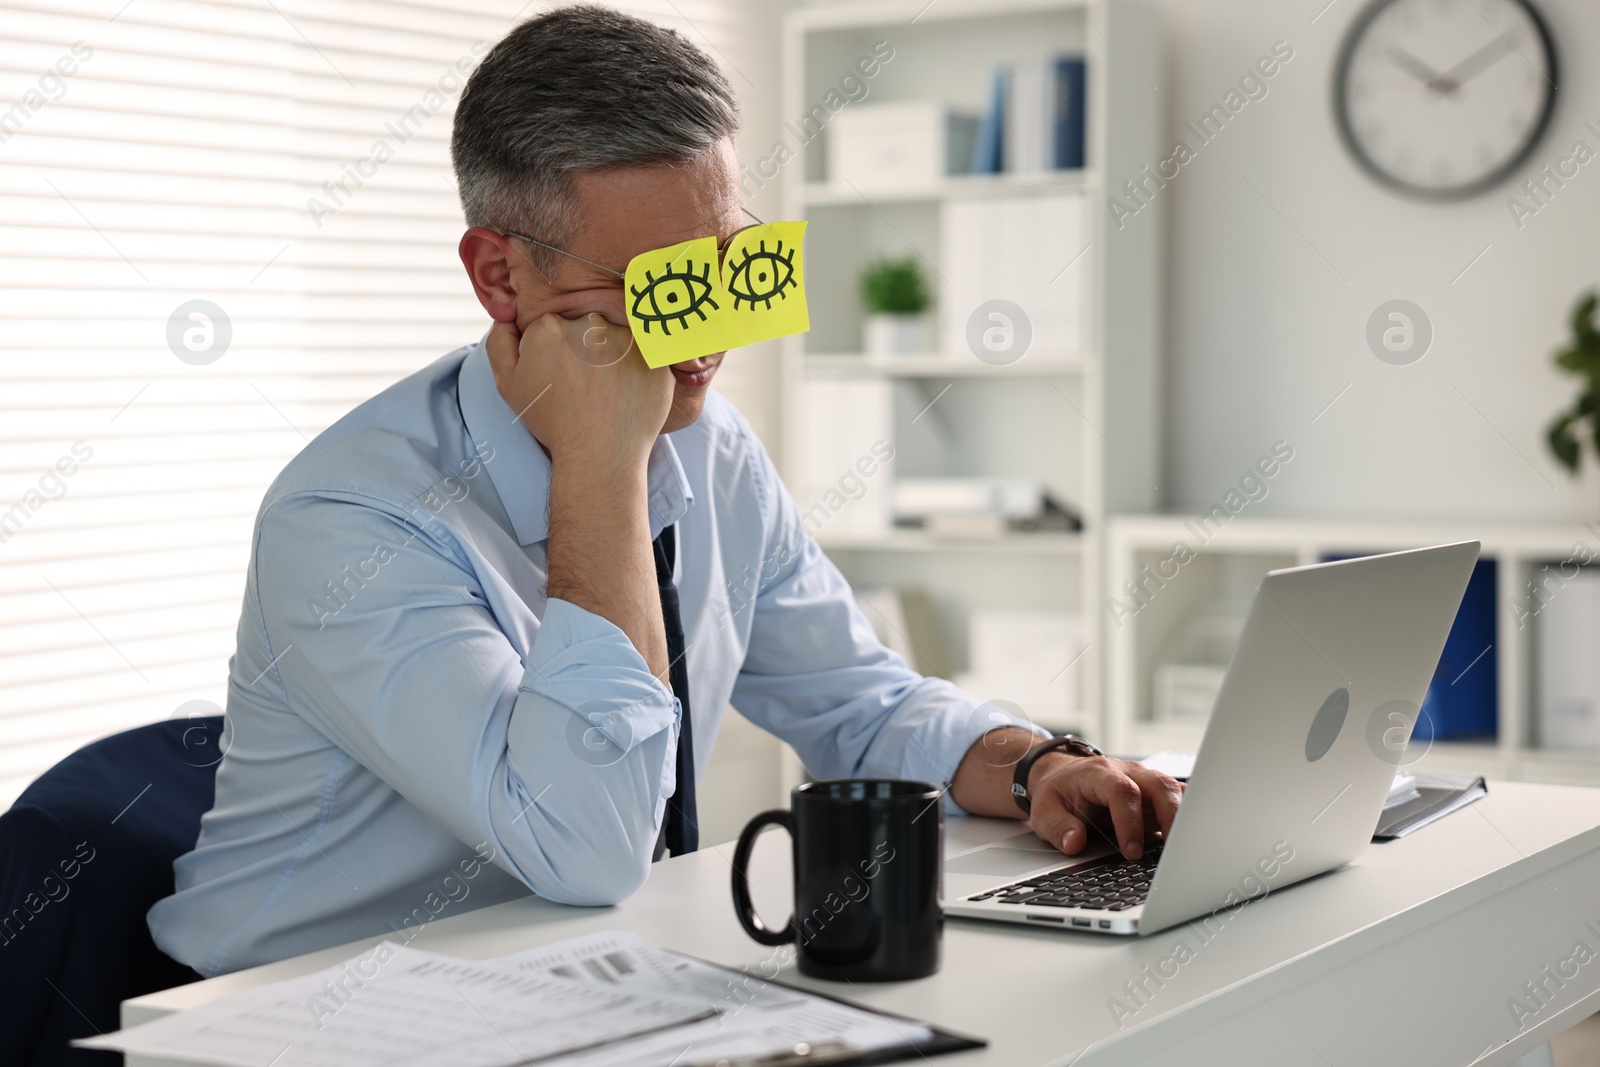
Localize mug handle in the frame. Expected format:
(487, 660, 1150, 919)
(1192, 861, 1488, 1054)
(731, 809, 796, 946)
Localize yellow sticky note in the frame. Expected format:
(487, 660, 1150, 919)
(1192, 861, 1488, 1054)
(624, 222, 812, 368)
(625, 236, 736, 369)
(721, 221, 809, 346)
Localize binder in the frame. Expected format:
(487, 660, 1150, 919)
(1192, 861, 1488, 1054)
(969, 65, 1006, 174)
(1372, 773, 1488, 841)
(1052, 57, 1086, 169)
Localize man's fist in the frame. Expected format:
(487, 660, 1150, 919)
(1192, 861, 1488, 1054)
(485, 314, 674, 472)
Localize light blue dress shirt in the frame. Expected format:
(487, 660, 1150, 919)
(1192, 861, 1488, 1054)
(147, 337, 1035, 977)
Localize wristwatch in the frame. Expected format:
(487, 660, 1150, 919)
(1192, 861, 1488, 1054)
(1011, 734, 1105, 815)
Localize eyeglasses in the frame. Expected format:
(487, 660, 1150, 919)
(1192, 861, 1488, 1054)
(496, 207, 808, 370)
(499, 205, 768, 282)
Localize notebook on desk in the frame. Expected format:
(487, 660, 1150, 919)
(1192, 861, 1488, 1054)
(1130, 757, 1487, 841)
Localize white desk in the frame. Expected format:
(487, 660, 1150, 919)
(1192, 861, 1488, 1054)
(126, 781, 1600, 1067)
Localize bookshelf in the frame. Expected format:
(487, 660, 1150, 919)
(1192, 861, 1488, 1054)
(800, 171, 1092, 206)
(1106, 516, 1600, 787)
(777, 0, 1162, 769)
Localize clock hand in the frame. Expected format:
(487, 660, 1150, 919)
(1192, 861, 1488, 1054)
(1438, 34, 1519, 89)
(1385, 47, 1448, 92)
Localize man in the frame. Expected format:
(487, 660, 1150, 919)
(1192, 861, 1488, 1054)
(148, 6, 1182, 978)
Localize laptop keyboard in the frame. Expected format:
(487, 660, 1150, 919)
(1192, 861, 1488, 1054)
(965, 846, 1163, 912)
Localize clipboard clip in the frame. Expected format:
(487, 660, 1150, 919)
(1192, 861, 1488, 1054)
(682, 1041, 862, 1067)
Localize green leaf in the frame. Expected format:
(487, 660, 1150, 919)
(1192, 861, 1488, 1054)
(1549, 414, 1581, 474)
(1574, 291, 1600, 346)
(860, 258, 930, 315)
(1556, 349, 1600, 379)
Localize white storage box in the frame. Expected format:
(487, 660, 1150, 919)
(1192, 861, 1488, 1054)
(828, 101, 978, 190)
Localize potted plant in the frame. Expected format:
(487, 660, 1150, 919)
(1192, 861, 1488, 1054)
(1545, 290, 1600, 475)
(860, 257, 931, 356)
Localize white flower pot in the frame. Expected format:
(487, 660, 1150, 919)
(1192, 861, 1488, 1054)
(863, 313, 929, 357)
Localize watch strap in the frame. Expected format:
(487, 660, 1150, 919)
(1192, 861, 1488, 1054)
(1010, 734, 1105, 815)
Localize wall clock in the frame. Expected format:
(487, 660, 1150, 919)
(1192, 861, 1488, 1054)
(1334, 0, 1559, 200)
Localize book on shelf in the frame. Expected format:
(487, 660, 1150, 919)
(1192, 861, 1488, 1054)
(1004, 59, 1046, 175)
(1051, 57, 1087, 170)
(973, 55, 1086, 176)
(969, 66, 1007, 174)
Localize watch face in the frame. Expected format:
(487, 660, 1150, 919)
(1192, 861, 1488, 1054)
(1335, 0, 1558, 199)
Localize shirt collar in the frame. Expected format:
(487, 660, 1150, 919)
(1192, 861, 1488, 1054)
(457, 333, 693, 547)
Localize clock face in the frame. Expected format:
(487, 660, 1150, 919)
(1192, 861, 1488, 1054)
(1335, 0, 1559, 199)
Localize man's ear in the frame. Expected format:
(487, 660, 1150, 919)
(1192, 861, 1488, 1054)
(459, 227, 521, 323)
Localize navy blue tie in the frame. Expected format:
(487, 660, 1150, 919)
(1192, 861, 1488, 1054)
(653, 524, 698, 858)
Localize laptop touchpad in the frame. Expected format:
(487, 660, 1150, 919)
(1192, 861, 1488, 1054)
(946, 845, 1066, 878)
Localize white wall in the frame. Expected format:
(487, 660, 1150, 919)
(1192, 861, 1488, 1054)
(1144, 0, 1600, 520)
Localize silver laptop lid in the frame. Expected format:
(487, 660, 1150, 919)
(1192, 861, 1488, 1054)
(1137, 541, 1480, 935)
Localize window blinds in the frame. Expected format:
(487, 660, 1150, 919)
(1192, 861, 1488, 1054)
(0, 0, 751, 808)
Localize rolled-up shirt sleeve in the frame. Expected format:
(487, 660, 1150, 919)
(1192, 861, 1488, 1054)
(254, 491, 678, 905)
(727, 447, 1048, 815)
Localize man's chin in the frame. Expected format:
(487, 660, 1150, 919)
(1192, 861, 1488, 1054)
(663, 356, 720, 433)
(663, 389, 710, 434)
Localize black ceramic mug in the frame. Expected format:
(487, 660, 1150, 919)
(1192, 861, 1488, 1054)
(731, 779, 943, 982)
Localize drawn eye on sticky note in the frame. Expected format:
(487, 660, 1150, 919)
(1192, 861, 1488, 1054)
(722, 221, 809, 346)
(623, 223, 810, 369)
(626, 236, 734, 368)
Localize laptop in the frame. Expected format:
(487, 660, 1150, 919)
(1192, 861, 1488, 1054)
(944, 541, 1480, 936)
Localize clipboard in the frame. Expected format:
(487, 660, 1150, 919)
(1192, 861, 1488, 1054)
(676, 955, 987, 1067)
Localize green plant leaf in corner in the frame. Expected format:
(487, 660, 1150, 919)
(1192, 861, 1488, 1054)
(1572, 291, 1599, 347)
(1549, 413, 1581, 474)
(1555, 346, 1600, 375)
(1546, 290, 1600, 473)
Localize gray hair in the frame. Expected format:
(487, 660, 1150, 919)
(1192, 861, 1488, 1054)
(452, 5, 741, 276)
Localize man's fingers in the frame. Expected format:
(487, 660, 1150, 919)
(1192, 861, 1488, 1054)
(1081, 759, 1148, 859)
(1021, 756, 1188, 862)
(1125, 764, 1185, 837)
(1030, 802, 1091, 856)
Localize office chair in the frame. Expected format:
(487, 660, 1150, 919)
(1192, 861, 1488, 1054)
(0, 716, 223, 1066)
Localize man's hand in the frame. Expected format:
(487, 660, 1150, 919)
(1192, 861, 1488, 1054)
(949, 728, 1184, 860)
(484, 314, 672, 679)
(485, 314, 674, 471)
(1023, 751, 1183, 859)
